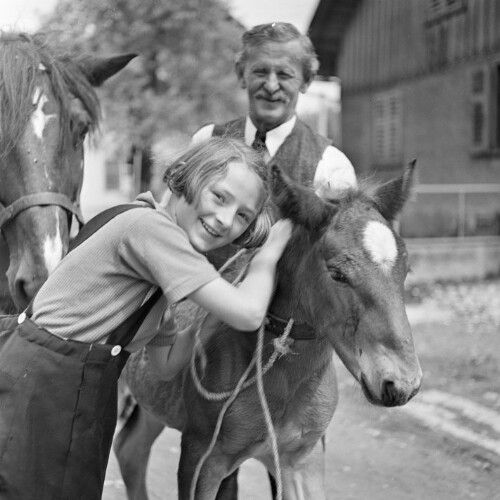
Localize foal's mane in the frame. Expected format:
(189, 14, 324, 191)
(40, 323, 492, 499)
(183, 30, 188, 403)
(0, 31, 101, 160)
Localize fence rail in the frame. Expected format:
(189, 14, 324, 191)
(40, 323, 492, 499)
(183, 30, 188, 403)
(403, 184, 500, 238)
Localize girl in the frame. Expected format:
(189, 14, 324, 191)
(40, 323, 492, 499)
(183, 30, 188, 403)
(0, 137, 292, 499)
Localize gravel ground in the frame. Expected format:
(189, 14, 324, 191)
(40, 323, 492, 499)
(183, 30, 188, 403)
(407, 279, 500, 332)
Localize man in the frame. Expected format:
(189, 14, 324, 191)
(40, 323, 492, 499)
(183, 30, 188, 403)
(192, 22, 356, 199)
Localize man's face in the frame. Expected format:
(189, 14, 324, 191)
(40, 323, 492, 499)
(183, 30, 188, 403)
(238, 40, 310, 132)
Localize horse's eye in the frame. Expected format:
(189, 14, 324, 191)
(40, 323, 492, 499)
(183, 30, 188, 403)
(329, 268, 348, 284)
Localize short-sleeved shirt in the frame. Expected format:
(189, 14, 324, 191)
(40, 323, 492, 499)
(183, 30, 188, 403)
(31, 192, 219, 352)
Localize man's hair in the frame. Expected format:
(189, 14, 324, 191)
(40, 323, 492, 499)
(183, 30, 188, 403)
(235, 22, 319, 84)
(163, 137, 271, 248)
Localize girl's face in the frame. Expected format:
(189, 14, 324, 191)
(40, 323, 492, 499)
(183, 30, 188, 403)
(176, 161, 263, 253)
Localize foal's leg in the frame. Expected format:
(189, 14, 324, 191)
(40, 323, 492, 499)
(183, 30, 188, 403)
(280, 437, 327, 500)
(215, 469, 239, 500)
(178, 434, 236, 500)
(113, 404, 165, 500)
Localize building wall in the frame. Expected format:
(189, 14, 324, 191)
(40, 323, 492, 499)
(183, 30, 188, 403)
(343, 62, 500, 181)
(80, 140, 132, 220)
(334, 0, 500, 238)
(338, 0, 500, 91)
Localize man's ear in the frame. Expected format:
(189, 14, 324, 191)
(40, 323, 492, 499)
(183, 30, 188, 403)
(235, 63, 247, 89)
(300, 78, 312, 94)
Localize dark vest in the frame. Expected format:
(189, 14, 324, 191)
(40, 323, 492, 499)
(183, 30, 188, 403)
(212, 117, 331, 188)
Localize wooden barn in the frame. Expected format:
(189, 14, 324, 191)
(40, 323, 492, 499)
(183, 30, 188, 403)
(309, 0, 500, 243)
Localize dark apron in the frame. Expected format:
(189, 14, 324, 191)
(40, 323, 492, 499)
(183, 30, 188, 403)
(0, 204, 162, 499)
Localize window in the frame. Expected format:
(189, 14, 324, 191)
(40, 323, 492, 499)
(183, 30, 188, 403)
(425, 0, 466, 68)
(469, 63, 500, 154)
(372, 90, 403, 168)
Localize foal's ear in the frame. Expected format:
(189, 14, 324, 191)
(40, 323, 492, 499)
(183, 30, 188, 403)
(372, 160, 416, 222)
(77, 53, 138, 87)
(270, 165, 334, 234)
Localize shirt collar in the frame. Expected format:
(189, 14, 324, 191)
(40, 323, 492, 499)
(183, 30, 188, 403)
(245, 115, 297, 159)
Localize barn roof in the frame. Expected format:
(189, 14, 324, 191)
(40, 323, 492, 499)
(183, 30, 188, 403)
(308, 0, 362, 77)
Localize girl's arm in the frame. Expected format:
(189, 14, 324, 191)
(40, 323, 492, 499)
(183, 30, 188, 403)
(188, 218, 293, 331)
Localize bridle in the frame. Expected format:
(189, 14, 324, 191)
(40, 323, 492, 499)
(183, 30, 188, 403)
(0, 192, 84, 234)
(0, 64, 85, 235)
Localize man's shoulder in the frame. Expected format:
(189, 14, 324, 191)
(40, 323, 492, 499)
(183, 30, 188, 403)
(192, 118, 246, 142)
(212, 117, 246, 138)
(292, 118, 331, 147)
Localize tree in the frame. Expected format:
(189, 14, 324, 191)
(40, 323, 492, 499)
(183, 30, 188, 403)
(41, 0, 246, 152)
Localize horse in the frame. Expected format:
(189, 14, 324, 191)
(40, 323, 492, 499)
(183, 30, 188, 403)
(114, 163, 423, 500)
(0, 31, 136, 312)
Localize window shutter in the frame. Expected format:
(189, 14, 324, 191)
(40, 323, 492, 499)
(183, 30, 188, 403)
(470, 66, 490, 153)
(373, 90, 402, 167)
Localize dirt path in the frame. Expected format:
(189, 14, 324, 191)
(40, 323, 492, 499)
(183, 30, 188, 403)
(103, 368, 500, 500)
(103, 280, 500, 500)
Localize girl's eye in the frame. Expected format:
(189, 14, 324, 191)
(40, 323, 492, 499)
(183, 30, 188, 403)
(213, 192, 224, 203)
(238, 212, 250, 223)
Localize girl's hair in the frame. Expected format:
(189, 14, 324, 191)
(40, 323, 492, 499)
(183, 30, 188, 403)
(163, 137, 271, 249)
(235, 22, 319, 84)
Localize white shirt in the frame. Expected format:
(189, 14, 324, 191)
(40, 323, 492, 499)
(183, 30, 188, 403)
(192, 115, 357, 197)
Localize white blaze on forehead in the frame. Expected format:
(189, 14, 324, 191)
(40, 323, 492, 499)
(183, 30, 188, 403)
(31, 86, 57, 140)
(363, 220, 398, 273)
(43, 214, 64, 274)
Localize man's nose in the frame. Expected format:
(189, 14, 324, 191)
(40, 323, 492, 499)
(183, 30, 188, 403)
(263, 73, 279, 93)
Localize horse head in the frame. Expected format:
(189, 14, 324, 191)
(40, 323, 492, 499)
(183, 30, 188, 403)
(270, 162, 422, 407)
(0, 32, 136, 309)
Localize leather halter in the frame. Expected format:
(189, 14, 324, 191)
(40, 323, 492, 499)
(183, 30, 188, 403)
(265, 312, 316, 340)
(0, 192, 84, 231)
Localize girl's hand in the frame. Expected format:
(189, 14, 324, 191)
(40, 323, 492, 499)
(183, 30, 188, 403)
(257, 218, 293, 261)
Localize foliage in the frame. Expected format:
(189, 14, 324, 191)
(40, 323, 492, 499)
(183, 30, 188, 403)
(41, 0, 246, 150)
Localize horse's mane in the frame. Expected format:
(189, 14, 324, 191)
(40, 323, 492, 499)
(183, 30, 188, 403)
(0, 31, 101, 160)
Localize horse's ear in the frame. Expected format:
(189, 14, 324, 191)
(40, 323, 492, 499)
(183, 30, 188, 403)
(270, 164, 334, 234)
(372, 160, 416, 222)
(77, 53, 137, 87)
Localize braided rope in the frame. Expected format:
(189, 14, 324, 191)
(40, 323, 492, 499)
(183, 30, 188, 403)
(256, 319, 283, 500)
(189, 344, 257, 500)
(189, 320, 292, 500)
(190, 320, 293, 401)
